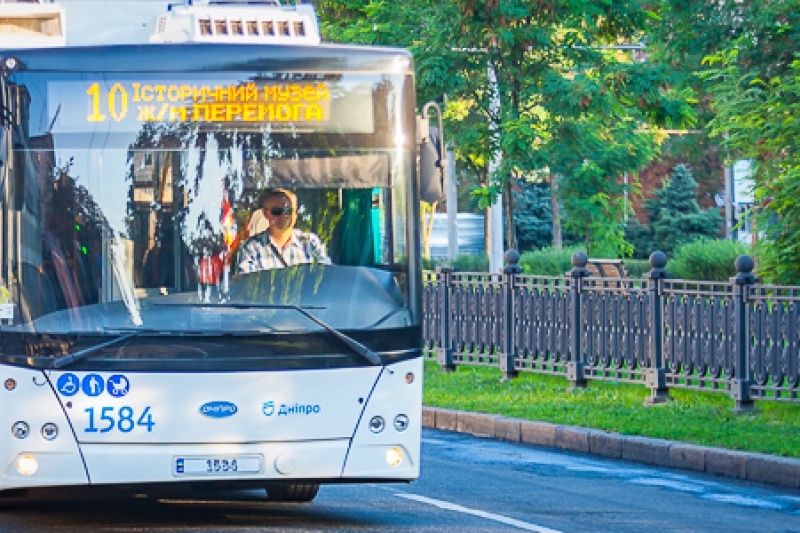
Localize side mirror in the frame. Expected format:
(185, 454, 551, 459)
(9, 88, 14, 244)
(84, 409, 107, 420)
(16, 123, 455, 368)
(418, 102, 446, 203)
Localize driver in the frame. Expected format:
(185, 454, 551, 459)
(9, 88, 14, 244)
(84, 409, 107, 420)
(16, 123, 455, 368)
(237, 188, 331, 273)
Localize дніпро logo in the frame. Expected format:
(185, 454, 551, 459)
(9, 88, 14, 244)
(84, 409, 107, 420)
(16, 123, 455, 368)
(199, 401, 238, 418)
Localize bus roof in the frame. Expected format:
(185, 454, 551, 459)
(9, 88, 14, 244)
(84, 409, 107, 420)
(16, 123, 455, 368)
(2, 41, 413, 75)
(0, 0, 413, 74)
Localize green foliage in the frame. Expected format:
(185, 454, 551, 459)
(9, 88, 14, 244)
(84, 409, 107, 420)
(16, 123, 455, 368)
(648, 0, 800, 284)
(518, 246, 583, 276)
(315, 0, 695, 255)
(421, 256, 437, 271)
(647, 165, 723, 255)
(625, 259, 651, 278)
(513, 180, 551, 252)
(446, 254, 490, 272)
(421, 254, 490, 272)
(704, 48, 800, 284)
(563, 188, 634, 258)
(624, 218, 655, 260)
(667, 239, 748, 281)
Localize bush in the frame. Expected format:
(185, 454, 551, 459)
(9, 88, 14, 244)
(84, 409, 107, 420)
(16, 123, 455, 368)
(446, 253, 490, 272)
(667, 239, 749, 281)
(625, 259, 651, 278)
(519, 246, 584, 276)
(421, 256, 438, 271)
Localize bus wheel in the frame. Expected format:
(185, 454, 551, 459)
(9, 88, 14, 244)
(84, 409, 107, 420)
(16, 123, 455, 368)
(265, 483, 320, 502)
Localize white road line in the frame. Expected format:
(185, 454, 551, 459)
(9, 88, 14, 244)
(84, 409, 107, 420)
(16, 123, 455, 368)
(395, 493, 563, 533)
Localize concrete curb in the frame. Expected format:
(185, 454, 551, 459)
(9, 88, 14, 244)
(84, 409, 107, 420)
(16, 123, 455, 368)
(422, 407, 800, 490)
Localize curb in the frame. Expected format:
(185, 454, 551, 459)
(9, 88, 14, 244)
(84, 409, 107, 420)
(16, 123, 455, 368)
(422, 407, 800, 490)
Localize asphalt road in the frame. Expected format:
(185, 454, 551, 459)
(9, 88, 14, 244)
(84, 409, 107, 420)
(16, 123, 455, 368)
(1, 429, 799, 532)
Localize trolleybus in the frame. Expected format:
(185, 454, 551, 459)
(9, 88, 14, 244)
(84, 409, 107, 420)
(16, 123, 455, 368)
(0, 0, 442, 502)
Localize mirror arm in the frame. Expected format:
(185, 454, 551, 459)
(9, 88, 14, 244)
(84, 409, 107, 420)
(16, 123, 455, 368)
(421, 101, 447, 171)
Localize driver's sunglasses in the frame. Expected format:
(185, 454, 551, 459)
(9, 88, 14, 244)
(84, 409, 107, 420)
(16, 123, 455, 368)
(269, 206, 293, 216)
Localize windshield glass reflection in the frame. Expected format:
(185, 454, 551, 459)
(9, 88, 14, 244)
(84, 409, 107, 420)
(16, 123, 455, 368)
(1, 70, 416, 363)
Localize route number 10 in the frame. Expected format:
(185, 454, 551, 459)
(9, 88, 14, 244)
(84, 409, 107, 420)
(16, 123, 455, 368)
(86, 82, 129, 123)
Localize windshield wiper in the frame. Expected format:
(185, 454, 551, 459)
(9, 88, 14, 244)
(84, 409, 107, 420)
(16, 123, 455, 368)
(49, 325, 270, 369)
(155, 302, 383, 366)
(51, 332, 138, 369)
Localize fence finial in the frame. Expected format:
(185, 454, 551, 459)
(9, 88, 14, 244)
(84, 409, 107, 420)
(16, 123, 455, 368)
(569, 251, 590, 278)
(646, 250, 668, 279)
(503, 249, 523, 274)
(733, 254, 756, 284)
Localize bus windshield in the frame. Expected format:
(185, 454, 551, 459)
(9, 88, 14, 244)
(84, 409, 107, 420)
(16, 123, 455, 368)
(0, 50, 421, 370)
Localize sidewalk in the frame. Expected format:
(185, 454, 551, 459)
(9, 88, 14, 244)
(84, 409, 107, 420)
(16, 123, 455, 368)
(422, 406, 800, 490)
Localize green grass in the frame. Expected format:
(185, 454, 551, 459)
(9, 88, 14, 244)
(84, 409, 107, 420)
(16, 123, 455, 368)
(423, 361, 800, 458)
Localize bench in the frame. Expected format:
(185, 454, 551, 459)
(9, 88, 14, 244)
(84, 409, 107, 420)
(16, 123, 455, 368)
(585, 259, 629, 278)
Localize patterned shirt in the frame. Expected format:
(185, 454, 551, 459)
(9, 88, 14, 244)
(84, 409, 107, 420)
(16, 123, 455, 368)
(237, 229, 331, 273)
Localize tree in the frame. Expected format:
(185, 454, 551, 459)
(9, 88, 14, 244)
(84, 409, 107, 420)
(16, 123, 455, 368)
(647, 164, 723, 255)
(700, 5, 800, 284)
(644, 1, 800, 283)
(513, 177, 551, 252)
(429, 1, 697, 257)
(624, 218, 654, 260)
(315, 1, 695, 257)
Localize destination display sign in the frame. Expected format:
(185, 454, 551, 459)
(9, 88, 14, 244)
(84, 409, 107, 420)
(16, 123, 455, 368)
(48, 77, 374, 134)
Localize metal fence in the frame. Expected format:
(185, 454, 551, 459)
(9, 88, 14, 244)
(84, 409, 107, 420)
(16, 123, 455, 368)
(422, 251, 800, 411)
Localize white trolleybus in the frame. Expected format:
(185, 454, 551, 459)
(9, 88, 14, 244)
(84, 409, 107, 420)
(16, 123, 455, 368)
(0, 0, 444, 502)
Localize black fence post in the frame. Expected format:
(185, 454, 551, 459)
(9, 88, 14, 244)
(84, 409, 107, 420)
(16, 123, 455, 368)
(644, 251, 672, 405)
(500, 250, 522, 381)
(730, 255, 757, 413)
(435, 266, 456, 373)
(567, 251, 590, 390)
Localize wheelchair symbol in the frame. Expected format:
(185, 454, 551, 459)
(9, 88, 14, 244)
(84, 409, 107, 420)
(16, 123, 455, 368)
(57, 373, 79, 397)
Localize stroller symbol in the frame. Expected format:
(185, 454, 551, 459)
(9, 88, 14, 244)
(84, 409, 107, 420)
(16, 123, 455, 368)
(107, 375, 130, 397)
(57, 374, 79, 397)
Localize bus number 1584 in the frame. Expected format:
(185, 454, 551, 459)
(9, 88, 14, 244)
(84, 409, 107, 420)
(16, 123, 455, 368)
(84, 406, 155, 433)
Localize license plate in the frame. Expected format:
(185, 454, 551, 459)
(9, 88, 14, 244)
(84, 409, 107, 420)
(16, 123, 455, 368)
(175, 455, 262, 475)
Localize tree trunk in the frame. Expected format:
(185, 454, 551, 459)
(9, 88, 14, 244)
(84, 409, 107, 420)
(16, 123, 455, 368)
(550, 173, 562, 250)
(504, 179, 517, 251)
(420, 201, 437, 259)
(484, 206, 491, 258)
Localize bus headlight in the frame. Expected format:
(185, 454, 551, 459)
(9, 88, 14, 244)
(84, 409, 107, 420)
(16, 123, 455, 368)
(4, 57, 19, 72)
(386, 447, 403, 467)
(11, 421, 30, 439)
(15, 454, 38, 476)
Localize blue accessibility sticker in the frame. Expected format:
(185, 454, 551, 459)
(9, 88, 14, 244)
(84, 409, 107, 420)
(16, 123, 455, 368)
(82, 374, 104, 397)
(106, 375, 130, 397)
(56, 373, 80, 397)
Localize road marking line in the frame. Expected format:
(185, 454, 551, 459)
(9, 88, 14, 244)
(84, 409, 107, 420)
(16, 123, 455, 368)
(395, 493, 562, 533)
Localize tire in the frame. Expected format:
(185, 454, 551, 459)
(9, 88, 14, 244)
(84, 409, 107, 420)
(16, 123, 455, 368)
(265, 483, 320, 502)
